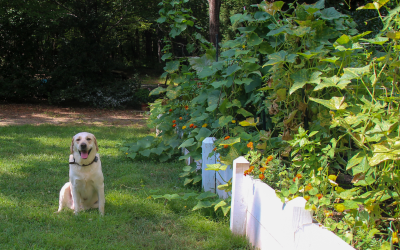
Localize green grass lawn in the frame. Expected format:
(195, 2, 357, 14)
(0, 125, 250, 249)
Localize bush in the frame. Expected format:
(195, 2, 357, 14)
(130, 0, 400, 248)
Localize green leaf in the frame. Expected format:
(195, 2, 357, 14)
(276, 88, 287, 101)
(225, 64, 242, 76)
(309, 187, 319, 195)
(182, 193, 197, 200)
(206, 164, 228, 171)
(164, 60, 180, 73)
(178, 138, 196, 149)
(193, 176, 202, 184)
(264, 50, 287, 66)
(193, 200, 213, 210)
(206, 104, 218, 112)
(343, 200, 360, 209)
(139, 149, 151, 157)
(289, 69, 309, 95)
(163, 194, 181, 201)
(239, 118, 257, 127)
(309, 96, 348, 110)
(159, 154, 171, 162)
(222, 205, 231, 216)
(319, 7, 348, 20)
(220, 137, 241, 146)
(236, 108, 253, 117)
(234, 78, 253, 85)
(219, 115, 234, 127)
(238, 26, 257, 34)
(156, 16, 167, 23)
(184, 178, 193, 185)
(289, 184, 298, 194)
(321, 56, 340, 63)
(247, 33, 263, 46)
(342, 65, 371, 80)
(352, 157, 370, 175)
(242, 63, 260, 72)
(166, 86, 181, 99)
(150, 86, 167, 96)
(127, 153, 137, 160)
(226, 99, 242, 108)
(195, 127, 212, 141)
(211, 80, 228, 88)
(259, 42, 274, 54)
(346, 151, 364, 170)
(151, 147, 164, 155)
(214, 200, 227, 211)
(161, 53, 172, 61)
(196, 192, 217, 200)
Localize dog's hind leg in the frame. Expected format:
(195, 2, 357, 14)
(57, 182, 74, 212)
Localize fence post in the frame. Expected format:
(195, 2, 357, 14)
(202, 137, 216, 193)
(230, 156, 250, 235)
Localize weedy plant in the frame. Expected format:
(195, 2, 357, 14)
(121, 0, 400, 248)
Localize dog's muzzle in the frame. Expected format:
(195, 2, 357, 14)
(79, 145, 92, 159)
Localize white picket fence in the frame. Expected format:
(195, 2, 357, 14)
(199, 137, 354, 250)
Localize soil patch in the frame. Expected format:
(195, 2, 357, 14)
(0, 104, 148, 127)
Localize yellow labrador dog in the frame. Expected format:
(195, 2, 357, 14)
(58, 132, 105, 215)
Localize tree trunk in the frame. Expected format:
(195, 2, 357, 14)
(208, 0, 221, 47)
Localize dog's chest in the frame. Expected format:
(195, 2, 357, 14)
(70, 164, 101, 189)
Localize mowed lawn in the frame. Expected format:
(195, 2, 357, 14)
(0, 125, 250, 249)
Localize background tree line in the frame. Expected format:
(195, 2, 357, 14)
(0, 0, 386, 107)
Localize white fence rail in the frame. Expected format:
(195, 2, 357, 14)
(230, 156, 355, 250)
(198, 137, 353, 250)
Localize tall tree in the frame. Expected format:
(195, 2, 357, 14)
(208, 0, 221, 46)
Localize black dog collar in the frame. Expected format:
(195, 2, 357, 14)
(69, 156, 98, 167)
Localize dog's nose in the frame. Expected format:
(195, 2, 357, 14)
(81, 143, 87, 150)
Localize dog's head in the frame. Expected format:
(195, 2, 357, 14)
(70, 132, 98, 163)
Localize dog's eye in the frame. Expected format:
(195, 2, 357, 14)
(87, 138, 91, 141)
(76, 139, 81, 142)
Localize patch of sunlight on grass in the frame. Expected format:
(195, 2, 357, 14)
(0, 193, 18, 207)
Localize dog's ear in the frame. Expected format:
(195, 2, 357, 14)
(70, 136, 75, 154)
(94, 136, 99, 152)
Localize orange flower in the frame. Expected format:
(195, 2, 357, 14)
(293, 177, 297, 182)
(179, 117, 183, 120)
(324, 210, 333, 217)
(244, 166, 254, 176)
(185, 105, 189, 110)
(172, 120, 176, 123)
(259, 173, 265, 180)
(305, 183, 312, 192)
(296, 174, 302, 179)
(213, 147, 217, 151)
(189, 124, 194, 128)
(266, 155, 273, 163)
(316, 194, 323, 200)
(224, 145, 229, 148)
(304, 195, 310, 201)
(169, 109, 172, 112)
(247, 142, 254, 150)
(224, 136, 230, 140)
(172, 124, 176, 128)
(193, 125, 197, 128)
(259, 167, 266, 173)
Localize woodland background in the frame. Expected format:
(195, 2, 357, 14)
(0, 0, 384, 108)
